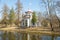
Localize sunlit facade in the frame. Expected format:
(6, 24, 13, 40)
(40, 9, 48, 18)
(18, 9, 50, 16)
(21, 9, 33, 27)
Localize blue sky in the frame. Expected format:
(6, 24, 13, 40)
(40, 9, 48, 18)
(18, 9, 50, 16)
(0, 0, 46, 12)
(0, 0, 46, 19)
(0, 0, 60, 19)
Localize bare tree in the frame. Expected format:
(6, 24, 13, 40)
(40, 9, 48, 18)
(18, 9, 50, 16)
(16, 0, 22, 27)
(2, 4, 9, 26)
(41, 0, 60, 31)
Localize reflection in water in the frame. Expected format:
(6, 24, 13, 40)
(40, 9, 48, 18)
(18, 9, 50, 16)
(2, 32, 16, 40)
(0, 31, 59, 40)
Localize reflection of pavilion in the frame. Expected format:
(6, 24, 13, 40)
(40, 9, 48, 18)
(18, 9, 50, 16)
(21, 9, 33, 27)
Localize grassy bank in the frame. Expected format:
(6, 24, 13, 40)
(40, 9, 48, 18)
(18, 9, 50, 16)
(0, 27, 60, 36)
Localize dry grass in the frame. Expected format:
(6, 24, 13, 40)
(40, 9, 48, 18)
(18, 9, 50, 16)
(0, 27, 60, 36)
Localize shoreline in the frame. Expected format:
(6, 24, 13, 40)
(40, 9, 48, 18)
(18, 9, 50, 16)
(0, 27, 60, 36)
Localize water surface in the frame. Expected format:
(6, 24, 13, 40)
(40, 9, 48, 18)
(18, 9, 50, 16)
(0, 31, 60, 40)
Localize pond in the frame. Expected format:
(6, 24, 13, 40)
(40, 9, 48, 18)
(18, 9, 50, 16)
(0, 31, 60, 40)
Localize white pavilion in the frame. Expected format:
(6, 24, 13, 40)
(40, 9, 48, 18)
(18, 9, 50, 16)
(21, 9, 33, 27)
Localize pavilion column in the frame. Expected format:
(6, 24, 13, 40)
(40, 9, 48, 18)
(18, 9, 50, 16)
(27, 19, 29, 27)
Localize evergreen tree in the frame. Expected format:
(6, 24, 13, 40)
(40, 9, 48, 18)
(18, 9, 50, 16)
(31, 12, 37, 26)
(9, 8, 16, 24)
